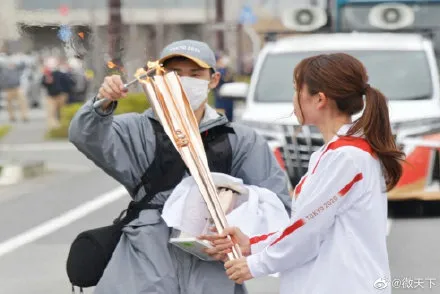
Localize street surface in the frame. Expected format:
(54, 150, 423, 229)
(0, 106, 439, 294)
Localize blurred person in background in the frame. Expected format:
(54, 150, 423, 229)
(59, 56, 76, 101)
(41, 56, 73, 128)
(242, 53, 254, 76)
(24, 52, 44, 109)
(214, 52, 235, 121)
(66, 57, 89, 104)
(0, 52, 29, 123)
(18, 52, 34, 108)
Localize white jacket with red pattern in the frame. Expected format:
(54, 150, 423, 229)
(246, 125, 391, 294)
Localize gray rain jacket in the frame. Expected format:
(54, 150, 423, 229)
(68, 98, 291, 294)
(0, 57, 25, 90)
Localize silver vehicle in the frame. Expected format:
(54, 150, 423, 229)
(220, 31, 440, 199)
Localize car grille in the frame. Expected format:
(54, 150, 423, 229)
(279, 125, 324, 186)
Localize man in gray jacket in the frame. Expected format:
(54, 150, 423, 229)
(68, 40, 290, 294)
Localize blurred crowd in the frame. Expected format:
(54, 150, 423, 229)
(0, 52, 90, 128)
(0, 49, 248, 126)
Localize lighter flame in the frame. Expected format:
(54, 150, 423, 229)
(107, 61, 117, 69)
(133, 60, 164, 82)
(147, 60, 161, 70)
(134, 67, 148, 80)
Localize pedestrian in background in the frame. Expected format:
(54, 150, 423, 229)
(214, 52, 235, 121)
(41, 56, 72, 128)
(0, 53, 29, 123)
(66, 57, 89, 104)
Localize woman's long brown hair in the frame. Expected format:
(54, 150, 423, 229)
(294, 53, 405, 191)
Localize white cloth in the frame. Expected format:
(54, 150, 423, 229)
(246, 125, 391, 294)
(161, 172, 290, 238)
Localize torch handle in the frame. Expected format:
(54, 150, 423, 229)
(92, 97, 111, 109)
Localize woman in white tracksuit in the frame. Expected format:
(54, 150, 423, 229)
(199, 53, 405, 293)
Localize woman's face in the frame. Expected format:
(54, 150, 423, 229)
(293, 83, 319, 125)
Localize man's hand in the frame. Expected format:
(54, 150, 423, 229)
(198, 226, 251, 262)
(97, 75, 128, 109)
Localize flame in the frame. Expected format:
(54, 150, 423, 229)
(147, 61, 160, 69)
(77, 32, 85, 39)
(147, 61, 164, 73)
(134, 67, 149, 80)
(133, 61, 165, 82)
(107, 61, 117, 69)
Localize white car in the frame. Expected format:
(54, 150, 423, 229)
(221, 32, 440, 200)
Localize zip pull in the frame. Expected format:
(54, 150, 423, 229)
(80, 287, 84, 294)
(71, 284, 75, 294)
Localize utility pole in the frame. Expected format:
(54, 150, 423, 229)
(155, 1, 165, 57)
(89, 0, 102, 92)
(203, 0, 210, 43)
(108, 0, 123, 69)
(215, 0, 225, 52)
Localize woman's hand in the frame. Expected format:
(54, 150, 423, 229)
(198, 226, 251, 262)
(225, 257, 253, 284)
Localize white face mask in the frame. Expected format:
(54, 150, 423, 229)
(180, 76, 210, 110)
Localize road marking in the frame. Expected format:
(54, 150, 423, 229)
(45, 162, 95, 172)
(387, 218, 392, 236)
(0, 186, 128, 258)
(0, 142, 76, 152)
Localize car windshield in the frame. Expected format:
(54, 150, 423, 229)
(255, 50, 433, 102)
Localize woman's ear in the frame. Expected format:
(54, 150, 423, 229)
(316, 92, 328, 110)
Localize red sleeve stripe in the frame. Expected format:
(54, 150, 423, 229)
(270, 219, 305, 246)
(294, 175, 308, 198)
(338, 172, 363, 197)
(268, 173, 363, 247)
(312, 137, 374, 174)
(250, 232, 277, 245)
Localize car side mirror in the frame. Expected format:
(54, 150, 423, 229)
(218, 82, 249, 101)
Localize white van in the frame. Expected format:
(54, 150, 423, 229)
(220, 32, 440, 199)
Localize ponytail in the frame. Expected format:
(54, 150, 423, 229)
(347, 85, 405, 191)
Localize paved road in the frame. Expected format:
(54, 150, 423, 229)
(0, 111, 439, 294)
